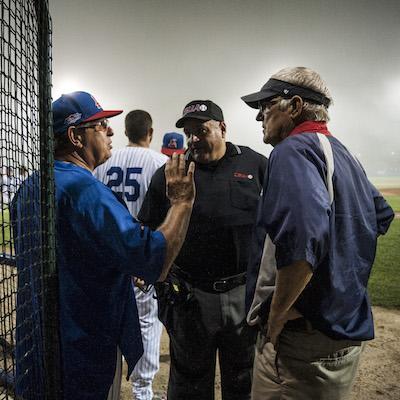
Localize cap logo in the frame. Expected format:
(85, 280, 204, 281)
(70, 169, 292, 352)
(168, 138, 178, 149)
(183, 103, 208, 115)
(283, 89, 289, 94)
(90, 94, 102, 110)
(64, 112, 82, 125)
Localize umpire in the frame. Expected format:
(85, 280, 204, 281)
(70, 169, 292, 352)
(139, 100, 267, 399)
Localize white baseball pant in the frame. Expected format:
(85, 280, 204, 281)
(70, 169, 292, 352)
(130, 286, 163, 400)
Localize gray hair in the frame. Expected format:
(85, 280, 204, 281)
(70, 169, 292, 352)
(272, 67, 333, 122)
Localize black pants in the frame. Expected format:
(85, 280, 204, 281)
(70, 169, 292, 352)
(158, 283, 256, 400)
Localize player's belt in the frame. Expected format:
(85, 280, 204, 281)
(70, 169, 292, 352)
(179, 271, 247, 293)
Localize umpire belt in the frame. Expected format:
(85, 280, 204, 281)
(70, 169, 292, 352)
(184, 272, 247, 294)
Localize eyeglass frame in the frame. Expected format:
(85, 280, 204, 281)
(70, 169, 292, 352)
(258, 97, 284, 114)
(74, 119, 110, 132)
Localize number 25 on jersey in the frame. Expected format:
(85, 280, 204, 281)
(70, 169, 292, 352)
(106, 166, 142, 202)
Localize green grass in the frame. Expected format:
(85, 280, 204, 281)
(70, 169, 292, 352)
(385, 195, 400, 213)
(369, 219, 400, 308)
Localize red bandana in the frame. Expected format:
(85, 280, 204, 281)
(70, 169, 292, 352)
(289, 121, 332, 137)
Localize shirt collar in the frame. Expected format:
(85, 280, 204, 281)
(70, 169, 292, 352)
(289, 121, 332, 137)
(54, 160, 94, 176)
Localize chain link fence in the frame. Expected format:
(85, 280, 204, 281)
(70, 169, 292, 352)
(0, 0, 61, 398)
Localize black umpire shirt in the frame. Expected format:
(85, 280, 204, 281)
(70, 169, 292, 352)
(138, 142, 267, 280)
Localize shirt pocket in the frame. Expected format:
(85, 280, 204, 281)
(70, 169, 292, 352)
(229, 178, 260, 210)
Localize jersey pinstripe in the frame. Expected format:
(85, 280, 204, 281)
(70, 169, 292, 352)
(94, 147, 168, 218)
(94, 146, 167, 400)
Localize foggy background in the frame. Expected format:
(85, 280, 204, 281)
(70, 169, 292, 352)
(49, 0, 400, 176)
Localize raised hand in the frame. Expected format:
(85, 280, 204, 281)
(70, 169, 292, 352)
(165, 153, 195, 206)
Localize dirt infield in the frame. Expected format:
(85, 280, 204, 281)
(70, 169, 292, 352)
(351, 307, 400, 400)
(120, 307, 400, 400)
(380, 188, 400, 196)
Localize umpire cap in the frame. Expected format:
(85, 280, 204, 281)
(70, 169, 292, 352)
(176, 100, 224, 128)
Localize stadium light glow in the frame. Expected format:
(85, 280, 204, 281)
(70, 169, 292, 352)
(52, 77, 83, 99)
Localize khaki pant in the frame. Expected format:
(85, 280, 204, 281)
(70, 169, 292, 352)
(107, 347, 122, 400)
(252, 323, 364, 400)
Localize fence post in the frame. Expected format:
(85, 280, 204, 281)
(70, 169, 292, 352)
(35, 0, 63, 398)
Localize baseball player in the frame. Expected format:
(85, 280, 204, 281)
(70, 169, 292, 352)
(94, 110, 167, 400)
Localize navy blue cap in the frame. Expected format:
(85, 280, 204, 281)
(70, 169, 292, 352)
(241, 79, 331, 109)
(161, 132, 185, 156)
(52, 91, 122, 135)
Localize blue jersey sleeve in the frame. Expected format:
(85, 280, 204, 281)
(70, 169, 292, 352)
(76, 181, 166, 283)
(262, 141, 331, 270)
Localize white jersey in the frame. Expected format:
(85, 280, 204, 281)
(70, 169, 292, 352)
(94, 147, 168, 219)
(95, 146, 167, 398)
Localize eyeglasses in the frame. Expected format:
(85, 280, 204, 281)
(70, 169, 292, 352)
(258, 98, 281, 114)
(75, 119, 110, 131)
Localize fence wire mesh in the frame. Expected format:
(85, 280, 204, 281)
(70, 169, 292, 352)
(0, 0, 60, 398)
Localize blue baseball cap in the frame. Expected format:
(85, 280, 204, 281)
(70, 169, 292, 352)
(161, 132, 185, 156)
(52, 91, 123, 135)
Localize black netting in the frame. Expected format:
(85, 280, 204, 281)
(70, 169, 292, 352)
(0, 0, 60, 398)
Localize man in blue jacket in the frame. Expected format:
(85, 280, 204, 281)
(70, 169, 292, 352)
(12, 91, 195, 399)
(241, 67, 394, 399)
